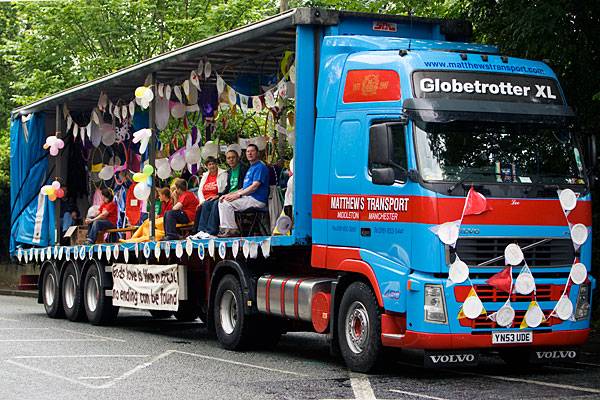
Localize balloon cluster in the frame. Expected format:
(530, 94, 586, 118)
(134, 86, 154, 109)
(40, 180, 65, 202)
(43, 135, 65, 156)
(132, 164, 154, 200)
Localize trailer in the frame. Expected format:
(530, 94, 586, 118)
(10, 8, 595, 372)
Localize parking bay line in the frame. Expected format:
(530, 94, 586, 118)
(12, 354, 149, 360)
(52, 327, 126, 342)
(389, 389, 449, 400)
(5, 359, 100, 389)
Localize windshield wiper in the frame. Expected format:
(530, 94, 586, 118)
(447, 172, 498, 193)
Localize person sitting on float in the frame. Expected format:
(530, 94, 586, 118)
(163, 178, 199, 240)
(85, 188, 117, 244)
(193, 156, 227, 231)
(124, 187, 173, 243)
(193, 149, 248, 238)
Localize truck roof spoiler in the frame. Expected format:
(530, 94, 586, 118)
(403, 98, 575, 124)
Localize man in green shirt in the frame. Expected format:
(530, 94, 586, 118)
(192, 150, 247, 238)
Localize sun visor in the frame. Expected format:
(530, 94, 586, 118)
(403, 98, 575, 124)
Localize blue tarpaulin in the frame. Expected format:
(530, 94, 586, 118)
(10, 113, 55, 255)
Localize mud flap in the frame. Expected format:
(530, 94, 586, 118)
(424, 350, 479, 368)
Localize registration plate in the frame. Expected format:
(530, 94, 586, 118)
(492, 331, 533, 344)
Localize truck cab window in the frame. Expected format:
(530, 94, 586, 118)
(369, 123, 408, 183)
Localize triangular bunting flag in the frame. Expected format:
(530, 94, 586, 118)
(463, 186, 492, 216)
(486, 266, 512, 293)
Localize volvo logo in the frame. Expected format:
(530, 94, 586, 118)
(460, 228, 480, 235)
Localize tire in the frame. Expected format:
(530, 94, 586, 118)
(41, 265, 64, 319)
(337, 281, 383, 373)
(61, 262, 86, 322)
(174, 302, 199, 322)
(149, 310, 174, 319)
(83, 265, 119, 325)
(213, 274, 253, 350)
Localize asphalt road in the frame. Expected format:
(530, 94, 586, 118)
(1, 295, 600, 400)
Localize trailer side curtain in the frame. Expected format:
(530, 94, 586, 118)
(10, 113, 55, 255)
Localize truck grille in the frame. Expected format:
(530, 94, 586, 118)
(454, 284, 568, 303)
(454, 238, 574, 268)
(459, 310, 563, 330)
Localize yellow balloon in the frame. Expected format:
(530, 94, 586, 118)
(135, 86, 147, 98)
(48, 193, 57, 201)
(133, 172, 146, 182)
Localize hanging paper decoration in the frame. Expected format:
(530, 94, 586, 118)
(40, 248, 45, 262)
(165, 85, 172, 100)
(134, 242, 140, 258)
(65, 247, 70, 261)
(143, 243, 151, 258)
(208, 239, 215, 258)
(175, 241, 183, 258)
(197, 59, 204, 77)
(504, 243, 524, 266)
(521, 301, 544, 328)
(88, 245, 94, 259)
(431, 220, 461, 246)
(79, 246, 86, 260)
(249, 241, 259, 259)
(174, 86, 183, 103)
(232, 240, 239, 258)
(190, 70, 200, 90)
(43, 135, 65, 157)
(197, 243, 204, 260)
(135, 86, 154, 109)
(486, 266, 513, 293)
(448, 256, 469, 285)
(460, 288, 485, 319)
(182, 80, 190, 97)
(156, 158, 172, 180)
(16, 248, 23, 263)
(289, 65, 296, 84)
(218, 242, 227, 259)
(463, 187, 492, 216)
(185, 239, 193, 257)
(227, 87, 237, 105)
(106, 245, 112, 262)
(514, 264, 535, 295)
(216, 75, 225, 95)
(239, 95, 249, 114)
(170, 149, 186, 171)
(570, 223, 588, 247)
(569, 262, 587, 285)
(558, 188, 577, 213)
(553, 295, 574, 321)
(252, 96, 262, 113)
(58, 246, 64, 260)
(264, 90, 276, 108)
(129, 101, 135, 117)
(242, 240, 250, 259)
(491, 301, 515, 327)
(154, 242, 161, 259)
(204, 61, 212, 78)
(261, 239, 271, 258)
(124, 246, 129, 263)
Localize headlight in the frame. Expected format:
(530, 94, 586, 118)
(424, 284, 447, 324)
(575, 285, 591, 321)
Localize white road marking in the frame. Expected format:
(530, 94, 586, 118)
(79, 376, 112, 380)
(576, 361, 600, 367)
(0, 327, 49, 330)
(174, 349, 309, 377)
(0, 317, 20, 322)
(0, 339, 104, 342)
(5, 359, 99, 389)
(349, 372, 377, 400)
(53, 327, 126, 342)
(11, 354, 148, 359)
(390, 389, 448, 400)
(100, 350, 173, 388)
(450, 370, 600, 394)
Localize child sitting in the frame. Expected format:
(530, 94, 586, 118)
(163, 178, 198, 240)
(85, 188, 117, 244)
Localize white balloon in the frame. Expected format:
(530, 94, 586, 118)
(524, 303, 544, 327)
(101, 129, 115, 146)
(555, 295, 573, 321)
(170, 153, 186, 171)
(463, 295, 484, 319)
(504, 243, 524, 266)
(201, 141, 219, 159)
(185, 146, 202, 165)
(227, 143, 242, 158)
(436, 221, 460, 245)
(142, 87, 154, 102)
(255, 136, 267, 151)
(570, 223, 588, 245)
(156, 158, 172, 180)
(559, 189, 577, 211)
(514, 272, 535, 295)
(570, 262, 587, 285)
(449, 258, 469, 284)
(495, 303, 515, 327)
(133, 182, 150, 200)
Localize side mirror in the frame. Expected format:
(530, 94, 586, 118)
(371, 167, 396, 185)
(369, 123, 393, 166)
(585, 134, 597, 170)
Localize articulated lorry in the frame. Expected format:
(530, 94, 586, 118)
(10, 8, 595, 372)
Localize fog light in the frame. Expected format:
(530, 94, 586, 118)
(424, 284, 447, 324)
(575, 285, 590, 321)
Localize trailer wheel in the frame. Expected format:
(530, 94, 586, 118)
(83, 265, 118, 325)
(337, 281, 382, 373)
(149, 310, 174, 319)
(61, 262, 85, 322)
(41, 265, 64, 319)
(214, 274, 252, 350)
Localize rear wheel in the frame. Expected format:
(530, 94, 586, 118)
(337, 282, 382, 372)
(214, 274, 253, 350)
(41, 265, 64, 319)
(61, 262, 85, 322)
(83, 266, 118, 325)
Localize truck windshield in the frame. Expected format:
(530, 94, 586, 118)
(414, 121, 585, 185)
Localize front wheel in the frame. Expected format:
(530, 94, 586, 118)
(337, 281, 382, 373)
(213, 274, 253, 350)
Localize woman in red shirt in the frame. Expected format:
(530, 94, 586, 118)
(164, 178, 199, 240)
(85, 188, 117, 244)
(193, 156, 226, 232)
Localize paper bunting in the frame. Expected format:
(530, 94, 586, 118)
(65, 247, 70, 261)
(261, 239, 271, 258)
(232, 240, 239, 258)
(252, 96, 262, 113)
(448, 256, 469, 285)
(521, 301, 544, 328)
(570, 223, 588, 246)
(88, 245, 94, 259)
(40, 248, 45, 262)
(218, 242, 227, 259)
(570, 262, 587, 285)
(134, 243, 140, 258)
(143, 243, 151, 258)
(190, 70, 200, 90)
(486, 266, 512, 293)
(249, 241, 259, 259)
(204, 61, 211, 78)
(185, 239, 193, 256)
(216, 75, 225, 95)
(460, 288, 485, 319)
(197, 59, 204, 77)
(124, 246, 129, 263)
(514, 264, 535, 295)
(431, 220, 461, 246)
(552, 295, 574, 321)
(242, 240, 250, 259)
(558, 188, 577, 212)
(175, 241, 183, 258)
(154, 242, 160, 261)
(105, 245, 111, 262)
(16, 249, 22, 262)
(73, 247, 79, 260)
(208, 239, 215, 258)
(164, 242, 171, 258)
(197, 243, 204, 260)
(113, 245, 119, 260)
(490, 301, 515, 327)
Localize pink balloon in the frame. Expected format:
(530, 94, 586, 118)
(56, 139, 64, 149)
(49, 147, 59, 156)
